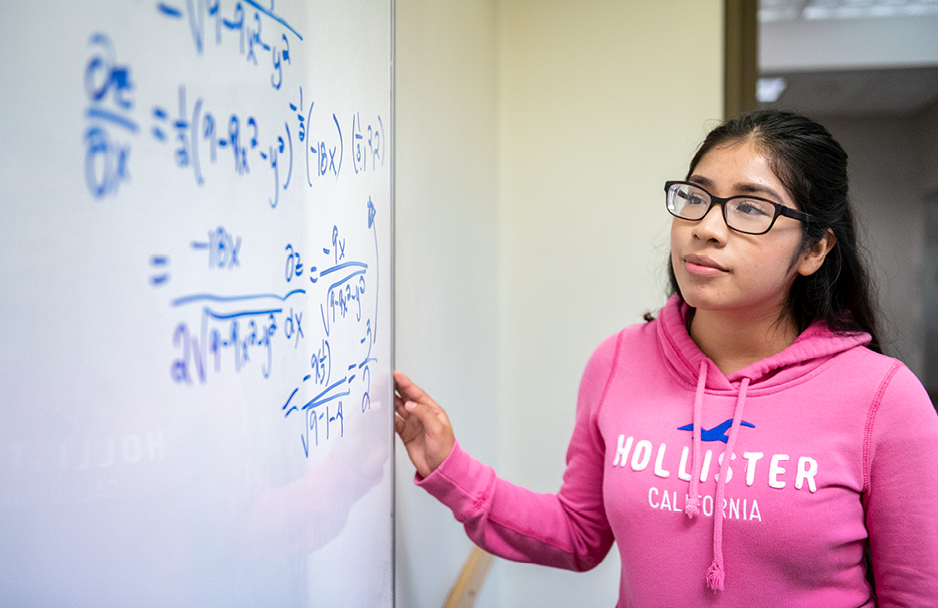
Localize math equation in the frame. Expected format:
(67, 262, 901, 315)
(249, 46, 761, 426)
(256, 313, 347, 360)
(80, 1, 389, 459)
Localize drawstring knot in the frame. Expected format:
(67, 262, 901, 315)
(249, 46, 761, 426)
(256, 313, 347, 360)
(707, 560, 726, 592)
(684, 496, 700, 519)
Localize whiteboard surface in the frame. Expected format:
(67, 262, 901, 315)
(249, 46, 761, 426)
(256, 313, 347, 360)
(0, 1, 393, 606)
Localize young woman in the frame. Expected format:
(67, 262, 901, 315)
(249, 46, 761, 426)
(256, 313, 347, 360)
(394, 110, 938, 606)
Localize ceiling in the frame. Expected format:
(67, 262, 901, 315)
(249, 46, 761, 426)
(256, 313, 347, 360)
(758, 0, 938, 117)
(761, 0, 938, 21)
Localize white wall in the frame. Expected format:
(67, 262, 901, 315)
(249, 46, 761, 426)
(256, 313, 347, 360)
(394, 1, 723, 606)
(394, 2, 501, 607)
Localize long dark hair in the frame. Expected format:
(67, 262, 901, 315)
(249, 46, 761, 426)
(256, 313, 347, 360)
(665, 109, 882, 353)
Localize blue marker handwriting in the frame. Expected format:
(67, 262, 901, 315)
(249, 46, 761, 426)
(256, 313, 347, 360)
(282, 376, 347, 457)
(84, 33, 136, 198)
(150, 255, 171, 286)
(170, 289, 304, 383)
(278, 201, 380, 456)
(84, 36, 383, 204)
(157, 0, 300, 90)
(190, 226, 242, 269)
(107, 4, 390, 456)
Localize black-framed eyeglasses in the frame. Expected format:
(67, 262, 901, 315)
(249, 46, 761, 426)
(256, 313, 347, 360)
(664, 181, 816, 235)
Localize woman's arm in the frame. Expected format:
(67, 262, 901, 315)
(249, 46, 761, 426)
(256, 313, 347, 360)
(864, 364, 938, 606)
(393, 334, 619, 571)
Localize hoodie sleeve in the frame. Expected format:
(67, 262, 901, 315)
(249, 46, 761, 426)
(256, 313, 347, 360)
(863, 362, 938, 606)
(414, 332, 621, 571)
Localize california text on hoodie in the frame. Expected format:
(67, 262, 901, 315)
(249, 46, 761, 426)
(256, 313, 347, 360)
(415, 295, 938, 607)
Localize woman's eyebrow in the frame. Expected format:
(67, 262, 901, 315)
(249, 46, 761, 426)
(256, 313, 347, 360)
(733, 182, 782, 200)
(688, 174, 782, 202)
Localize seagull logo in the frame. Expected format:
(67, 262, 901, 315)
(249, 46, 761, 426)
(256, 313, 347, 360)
(678, 419, 755, 443)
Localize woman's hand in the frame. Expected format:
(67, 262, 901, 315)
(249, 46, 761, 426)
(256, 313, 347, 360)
(393, 370, 455, 478)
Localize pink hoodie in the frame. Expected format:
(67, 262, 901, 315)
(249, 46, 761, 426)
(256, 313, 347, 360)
(417, 295, 938, 606)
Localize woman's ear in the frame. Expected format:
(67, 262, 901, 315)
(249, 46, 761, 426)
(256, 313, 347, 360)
(796, 229, 837, 277)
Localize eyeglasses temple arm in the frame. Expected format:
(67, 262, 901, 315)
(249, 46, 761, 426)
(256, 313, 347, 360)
(779, 206, 816, 224)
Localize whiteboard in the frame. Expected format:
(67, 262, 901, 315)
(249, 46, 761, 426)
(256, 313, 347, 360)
(0, 1, 394, 606)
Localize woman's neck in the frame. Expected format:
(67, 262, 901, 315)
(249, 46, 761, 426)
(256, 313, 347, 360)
(687, 306, 800, 376)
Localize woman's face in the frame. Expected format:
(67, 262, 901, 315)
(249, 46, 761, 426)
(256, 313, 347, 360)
(670, 140, 820, 321)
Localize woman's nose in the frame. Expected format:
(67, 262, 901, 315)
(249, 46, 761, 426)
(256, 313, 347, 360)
(692, 202, 729, 243)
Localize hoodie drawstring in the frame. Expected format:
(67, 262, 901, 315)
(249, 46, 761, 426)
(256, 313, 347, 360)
(684, 360, 751, 593)
(684, 360, 708, 519)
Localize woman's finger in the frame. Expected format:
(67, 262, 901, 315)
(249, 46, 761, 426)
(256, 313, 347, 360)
(394, 370, 433, 405)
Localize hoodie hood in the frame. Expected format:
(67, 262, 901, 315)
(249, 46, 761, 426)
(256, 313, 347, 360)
(656, 294, 871, 392)
(654, 294, 871, 591)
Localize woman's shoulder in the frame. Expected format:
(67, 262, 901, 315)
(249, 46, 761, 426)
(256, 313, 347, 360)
(836, 343, 927, 394)
(586, 297, 685, 370)
(836, 347, 938, 442)
(584, 318, 660, 376)
(577, 320, 661, 415)
(867, 355, 935, 418)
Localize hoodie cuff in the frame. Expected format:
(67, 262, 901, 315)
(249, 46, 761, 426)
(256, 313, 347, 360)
(414, 439, 496, 520)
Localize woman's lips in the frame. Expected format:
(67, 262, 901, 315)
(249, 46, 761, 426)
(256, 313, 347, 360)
(683, 254, 728, 276)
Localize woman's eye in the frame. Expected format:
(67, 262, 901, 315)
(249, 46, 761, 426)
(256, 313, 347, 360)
(734, 200, 770, 216)
(687, 194, 707, 206)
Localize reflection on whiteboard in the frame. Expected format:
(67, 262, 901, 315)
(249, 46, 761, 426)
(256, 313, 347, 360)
(0, 1, 393, 606)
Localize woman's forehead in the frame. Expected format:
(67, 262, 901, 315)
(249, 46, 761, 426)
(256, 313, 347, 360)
(691, 141, 795, 206)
